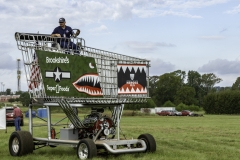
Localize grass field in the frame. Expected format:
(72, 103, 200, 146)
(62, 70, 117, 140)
(1, 112, 240, 160)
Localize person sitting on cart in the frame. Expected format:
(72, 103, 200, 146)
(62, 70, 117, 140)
(51, 17, 80, 53)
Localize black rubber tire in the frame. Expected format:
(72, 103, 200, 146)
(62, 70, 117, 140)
(9, 131, 34, 156)
(76, 139, 97, 159)
(138, 133, 156, 152)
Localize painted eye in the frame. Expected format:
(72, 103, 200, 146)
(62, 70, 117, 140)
(89, 62, 94, 69)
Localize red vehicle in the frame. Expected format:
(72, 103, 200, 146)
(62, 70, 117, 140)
(156, 110, 175, 116)
(5, 107, 24, 126)
(181, 110, 193, 116)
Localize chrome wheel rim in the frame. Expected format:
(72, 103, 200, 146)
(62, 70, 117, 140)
(78, 143, 88, 159)
(12, 137, 19, 153)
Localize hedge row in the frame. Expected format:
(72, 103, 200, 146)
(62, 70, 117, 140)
(176, 103, 200, 112)
(203, 90, 240, 114)
(163, 100, 201, 111)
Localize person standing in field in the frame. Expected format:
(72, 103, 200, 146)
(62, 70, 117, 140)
(13, 104, 22, 131)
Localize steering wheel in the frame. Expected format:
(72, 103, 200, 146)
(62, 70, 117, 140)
(72, 29, 80, 38)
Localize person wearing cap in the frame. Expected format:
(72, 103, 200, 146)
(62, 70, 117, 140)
(51, 17, 80, 53)
(13, 104, 22, 131)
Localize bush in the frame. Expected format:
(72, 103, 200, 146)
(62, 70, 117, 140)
(176, 103, 187, 111)
(176, 103, 200, 111)
(188, 104, 200, 111)
(0, 103, 5, 108)
(203, 90, 240, 114)
(163, 100, 176, 107)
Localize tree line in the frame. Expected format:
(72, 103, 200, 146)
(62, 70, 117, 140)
(202, 77, 240, 114)
(149, 70, 240, 114)
(150, 70, 223, 107)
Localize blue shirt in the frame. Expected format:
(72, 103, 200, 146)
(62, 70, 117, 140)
(52, 26, 73, 42)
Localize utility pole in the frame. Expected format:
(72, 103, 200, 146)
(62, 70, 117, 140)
(3, 83, 5, 95)
(17, 59, 21, 92)
(0, 82, 2, 95)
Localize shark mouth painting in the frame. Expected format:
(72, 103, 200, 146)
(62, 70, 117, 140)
(117, 64, 147, 94)
(72, 73, 103, 96)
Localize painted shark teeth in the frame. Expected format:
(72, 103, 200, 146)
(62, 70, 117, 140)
(117, 65, 146, 73)
(78, 74, 100, 86)
(76, 86, 103, 95)
(118, 87, 147, 94)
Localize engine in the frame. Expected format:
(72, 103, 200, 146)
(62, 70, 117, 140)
(78, 108, 116, 140)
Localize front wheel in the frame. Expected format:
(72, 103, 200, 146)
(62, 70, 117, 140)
(76, 139, 97, 159)
(9, 131, 34, 156)
(138, 133, 156, 152)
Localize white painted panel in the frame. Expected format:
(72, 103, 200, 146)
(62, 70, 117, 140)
(0, 108, 6, 130)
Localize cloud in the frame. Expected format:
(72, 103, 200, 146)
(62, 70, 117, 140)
(0, 54, 16, 70)
(170, 0, 229, 9)
(199, 36, 225, 40)
(149, 58, 175, 76)
(225, 4, 240, 14)
(125, 41, 176, 52)
(131, 0, 228, 18)
(132, 9, 203, 18)
(89, 25, 108, 33)
(217, 74, 238, 87)
(0, 42, 13, 52)
(160, 11, 202, 18)
(198, 59, 240, 74)
(0, 0, 226, 24)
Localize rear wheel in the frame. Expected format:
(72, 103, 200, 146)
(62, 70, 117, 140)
(76, 139, 97, 159)
(9, 131, 34, 156)
(138, 134, 156, 152)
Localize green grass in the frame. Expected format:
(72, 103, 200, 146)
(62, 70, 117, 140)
(1, 113, 240, 160)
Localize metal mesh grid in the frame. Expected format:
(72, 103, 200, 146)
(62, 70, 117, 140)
(15, 32, 150, 104)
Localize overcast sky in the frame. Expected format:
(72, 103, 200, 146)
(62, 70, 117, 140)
(0, 0, 240, 92)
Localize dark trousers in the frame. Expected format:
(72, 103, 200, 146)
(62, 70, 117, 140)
(14, 117, 21, 131)
(60, 41, 79, 54)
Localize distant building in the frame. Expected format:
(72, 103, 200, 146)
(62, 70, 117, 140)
(0, 95, 20, 102)
(140, 107, 176, 114)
